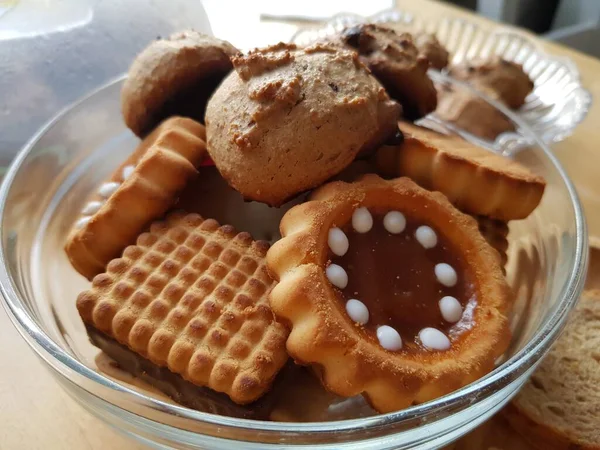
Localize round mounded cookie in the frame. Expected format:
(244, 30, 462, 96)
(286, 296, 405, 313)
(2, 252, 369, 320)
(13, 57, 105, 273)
(338, 24, 437, 120)
(414, 32, 450, 71)
(205, 42, 401, 206)
(448, 56, 534, 109)
(122, 31, 240, 137)
(267, 174, 511, 413)
(434, 83, 516, 140)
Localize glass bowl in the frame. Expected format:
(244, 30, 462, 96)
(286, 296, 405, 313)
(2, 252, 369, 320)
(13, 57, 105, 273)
(0, 72, 587, 449)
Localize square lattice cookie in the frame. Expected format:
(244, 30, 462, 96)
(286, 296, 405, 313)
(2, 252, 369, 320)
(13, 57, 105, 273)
(77, 212, 289, 404)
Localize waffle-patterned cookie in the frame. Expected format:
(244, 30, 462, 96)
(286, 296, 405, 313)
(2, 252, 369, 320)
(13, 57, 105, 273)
(374, 121, 545, 220)
(65, 117, 207, 280)
(77, 212, 289, 404)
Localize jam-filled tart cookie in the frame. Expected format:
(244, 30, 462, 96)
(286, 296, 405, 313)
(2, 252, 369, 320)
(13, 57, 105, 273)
(267, 174, 511, 413)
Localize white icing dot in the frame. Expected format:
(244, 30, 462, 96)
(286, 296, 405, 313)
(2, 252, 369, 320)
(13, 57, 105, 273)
(326, 264, 348, 289)
(81, 201, 103, 216)
(98, 181, 120, 198)
(376, 325, 403, 351)
(352, 207, 373, 233)
(383, 211, 406, 234)
(346, 299, 369, 325)
(435, 263, 458, 287)
(439, 296, 463, 323)
(75, 216, 91, 229)
(415, 225, 437, 249)
(328, 228, 349, 256)
(419, 327, 451, 350)
(122, 165, 135, 180)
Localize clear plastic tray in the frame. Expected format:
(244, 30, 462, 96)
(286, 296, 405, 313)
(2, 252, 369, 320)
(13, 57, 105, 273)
(292, 9, 592, 145)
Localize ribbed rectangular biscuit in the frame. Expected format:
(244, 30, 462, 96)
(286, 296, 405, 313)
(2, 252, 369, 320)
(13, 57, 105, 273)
(65, 117, 207, 279)
(375, 121, 546, 221)
(77, 212, 289, 404)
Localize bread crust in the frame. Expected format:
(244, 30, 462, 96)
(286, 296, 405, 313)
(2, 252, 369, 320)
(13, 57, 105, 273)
(65, 117, 207, 279)
(375, 121, 546, 220)
(267, 174, 511, 413)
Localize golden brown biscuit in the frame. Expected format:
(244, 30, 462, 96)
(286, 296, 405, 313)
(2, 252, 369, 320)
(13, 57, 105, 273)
(435, 83, 516, 140)
(449, 57, 534, 109)
(414, 32, 450, 70)
(339, 24, 437, 119)
(65, 117, 207, 279)
(267, 174, 511, 413)
(77, 212, 289, 404)
(205, 42, 400, 206)
(122, 31, 239, 137)
(374, 122, 546, 220)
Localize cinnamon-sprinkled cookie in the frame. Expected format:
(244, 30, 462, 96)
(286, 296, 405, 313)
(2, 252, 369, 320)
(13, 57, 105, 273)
(205, 42, 400, 206)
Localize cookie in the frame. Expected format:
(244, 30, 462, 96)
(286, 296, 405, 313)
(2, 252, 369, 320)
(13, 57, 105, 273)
(414, 32, 450, 70)
(65, 117, 207, 279)
(339, 24, 437, 119)
(205, 42, 400, 206)
(267, 174, 511, 413)
(122, 31, 239, 137)
(449, 57, 534, 109)
(77, 212, 289, 404)
(374, 121, 546, 220)
(435, 83, 516, 140)
(88, 326, 275, 418)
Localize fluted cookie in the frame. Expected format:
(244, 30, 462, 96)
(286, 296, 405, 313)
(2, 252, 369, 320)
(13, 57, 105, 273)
(77, 212, 289, 404)
(449, 57, 534, 109)
(374, 121, 546, 220)
(339, 24, 437, 119)
(205, 42, 400, 206)
(122, 31, 239, 137)
(267, 175, 511, 413)
(65, 117, 207, 279)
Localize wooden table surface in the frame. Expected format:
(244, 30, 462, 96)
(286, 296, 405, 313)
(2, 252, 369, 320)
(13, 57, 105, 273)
(1, 1, 599, 448)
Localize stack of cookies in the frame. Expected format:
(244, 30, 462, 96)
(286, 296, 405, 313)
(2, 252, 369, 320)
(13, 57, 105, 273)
(65, 26, 551, 422)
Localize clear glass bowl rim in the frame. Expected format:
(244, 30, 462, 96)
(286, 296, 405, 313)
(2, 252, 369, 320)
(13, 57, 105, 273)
(0, 73, 588, 438)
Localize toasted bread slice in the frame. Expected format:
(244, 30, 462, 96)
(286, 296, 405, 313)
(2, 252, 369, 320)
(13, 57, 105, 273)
(503, 289, 600, 450)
